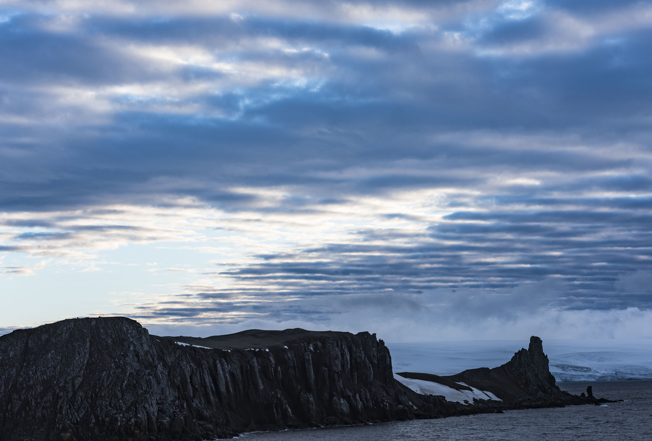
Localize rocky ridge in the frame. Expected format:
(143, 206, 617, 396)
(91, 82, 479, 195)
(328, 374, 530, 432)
(398, 336, 614, 408)
(0, 318, 611, 441)
(0, 317, 437, 441)
(448, 336, 566, 402)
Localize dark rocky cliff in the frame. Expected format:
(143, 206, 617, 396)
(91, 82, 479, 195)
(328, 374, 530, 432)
(398, 336, 613, 408)
(445, 336, 564, 402)
(0, 320, 612, 441)
(0, 317, 425, 441)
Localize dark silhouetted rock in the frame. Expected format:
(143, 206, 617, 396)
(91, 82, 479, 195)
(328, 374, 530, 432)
(0, 317, 441, 441)
(441, 336, 564, 402)
(0, 321, 616, 441)
(397, 336, 617, 410)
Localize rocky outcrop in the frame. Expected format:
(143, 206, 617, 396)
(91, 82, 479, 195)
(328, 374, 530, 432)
(444, 336, 563, 402)
(398, 336, 616, 409)
(0, 321, 614, 441)
(0, 317, 428, 441)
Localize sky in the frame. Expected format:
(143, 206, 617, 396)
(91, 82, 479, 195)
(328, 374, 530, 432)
(1, 0, 652, 341)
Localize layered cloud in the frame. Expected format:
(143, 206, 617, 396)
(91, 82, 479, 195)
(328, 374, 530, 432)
(1, 0, 652, 339)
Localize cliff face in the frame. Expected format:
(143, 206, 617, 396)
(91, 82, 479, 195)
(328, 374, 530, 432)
(0, 317, 417, 441)
(447, 336, 565, 402)
(0, 321, 611, 441)
(497, 336, 561, 399)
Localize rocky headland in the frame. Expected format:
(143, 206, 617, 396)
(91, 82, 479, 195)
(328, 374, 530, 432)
(397, 336, 587, 405)
(0, 318, 612, 441)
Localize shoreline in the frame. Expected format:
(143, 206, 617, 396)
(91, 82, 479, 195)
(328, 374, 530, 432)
(0, 318, 629, 441)
(231, 381, 652, 440)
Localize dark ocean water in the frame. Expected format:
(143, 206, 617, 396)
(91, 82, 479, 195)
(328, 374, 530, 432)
(233, 381, 652, 440)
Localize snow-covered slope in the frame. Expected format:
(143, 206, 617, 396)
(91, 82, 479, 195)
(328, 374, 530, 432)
(394, 374, 501, 403)
(388, 339, 652, 382)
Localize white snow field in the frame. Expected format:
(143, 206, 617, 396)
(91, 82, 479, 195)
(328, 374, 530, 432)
(394, 374, 501, 403)
(388, 339, 652, 382)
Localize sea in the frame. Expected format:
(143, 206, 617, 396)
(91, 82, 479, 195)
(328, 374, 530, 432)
(231, 340, 652, 440)
(235, 381, 652, 440)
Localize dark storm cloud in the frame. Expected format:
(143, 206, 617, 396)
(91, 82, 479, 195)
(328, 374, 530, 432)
(545, 0, 645, 14)
(89, 15, 419, 54)
(0, 246, 25, 252)
(0, 16, 164, 86)
(478, 16, 548, 45)
(523, 35, 652, 115)
(491, 195, 652, 210)
(142, 185, 652, 321)
(444, 209, 652, 224)
(14, 232, 72, 241)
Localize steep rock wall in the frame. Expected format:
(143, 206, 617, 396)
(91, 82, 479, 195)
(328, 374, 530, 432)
(0, 321, 613, 441)
(0, 317, 418, 441)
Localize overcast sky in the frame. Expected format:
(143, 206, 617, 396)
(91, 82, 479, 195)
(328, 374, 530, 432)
(2, 0, 652, 341)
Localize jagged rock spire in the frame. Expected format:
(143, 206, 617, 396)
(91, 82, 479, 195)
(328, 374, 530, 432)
(527, 336, 550, 376)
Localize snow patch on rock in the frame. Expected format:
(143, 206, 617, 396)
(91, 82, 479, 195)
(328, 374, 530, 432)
(174, 341, 213, 349)
(394, 374, 501, 403)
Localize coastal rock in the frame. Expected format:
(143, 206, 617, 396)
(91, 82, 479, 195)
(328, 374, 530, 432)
(396, 336, 615, 408)
(0, 317, 422, 441)
(441, 336, 564, 402)
(0, 320, 614, 441)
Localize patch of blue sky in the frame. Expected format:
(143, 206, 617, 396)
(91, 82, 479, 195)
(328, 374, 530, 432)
(14, 231, 69, 240)
(0, 259, 119, 326)
(456, 0, 541, 43)
(497, 0, 541, 21)
(0, 11, 19, 25)
(0, 240, 228, 328)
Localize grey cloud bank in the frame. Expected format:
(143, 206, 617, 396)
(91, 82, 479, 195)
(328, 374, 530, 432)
(1, 0, 652, 340)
